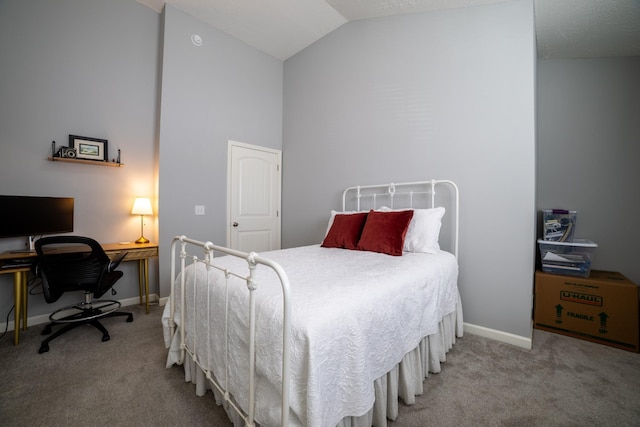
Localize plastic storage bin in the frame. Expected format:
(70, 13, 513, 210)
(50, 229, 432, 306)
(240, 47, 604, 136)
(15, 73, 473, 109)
(537, 238, 597, 278)
(542, 209, 577, 242)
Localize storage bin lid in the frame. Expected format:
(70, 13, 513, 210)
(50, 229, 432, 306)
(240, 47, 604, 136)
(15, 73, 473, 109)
(542, 209, 577, 214)
(537, 238, 597, 248)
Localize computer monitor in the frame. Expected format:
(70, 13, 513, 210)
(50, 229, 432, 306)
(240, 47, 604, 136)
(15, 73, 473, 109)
(0, 195, 74, 250)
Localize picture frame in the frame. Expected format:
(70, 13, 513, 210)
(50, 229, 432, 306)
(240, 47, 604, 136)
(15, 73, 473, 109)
(69, 135, 108, 162)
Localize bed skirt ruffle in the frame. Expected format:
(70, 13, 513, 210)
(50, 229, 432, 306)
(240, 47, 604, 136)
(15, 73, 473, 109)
(179, 297, 463, 427)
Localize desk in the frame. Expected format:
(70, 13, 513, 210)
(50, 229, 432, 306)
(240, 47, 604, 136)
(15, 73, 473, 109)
(102, 242, 158, 314)
(0, 241, 158, 345)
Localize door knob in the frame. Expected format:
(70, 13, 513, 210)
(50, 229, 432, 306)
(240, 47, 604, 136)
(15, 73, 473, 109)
(232, 222, 239, 227)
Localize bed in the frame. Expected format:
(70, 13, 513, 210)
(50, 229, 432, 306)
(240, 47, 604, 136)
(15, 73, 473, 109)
(162, 180, 462, 427)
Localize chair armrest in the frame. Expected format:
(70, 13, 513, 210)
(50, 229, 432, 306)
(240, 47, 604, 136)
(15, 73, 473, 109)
(108, 251, 127, 271)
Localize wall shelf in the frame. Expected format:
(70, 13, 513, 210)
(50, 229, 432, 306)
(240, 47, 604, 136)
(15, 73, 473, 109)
(48, 157, 124, 167)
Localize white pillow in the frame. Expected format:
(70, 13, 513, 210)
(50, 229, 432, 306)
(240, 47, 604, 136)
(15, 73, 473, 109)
(379, 206, 445, 253)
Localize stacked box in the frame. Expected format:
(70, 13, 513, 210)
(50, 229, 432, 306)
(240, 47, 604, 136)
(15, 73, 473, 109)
(542, 209, 577, 242)
(537, 238, 598, 278)
(534, 270, 639, 352)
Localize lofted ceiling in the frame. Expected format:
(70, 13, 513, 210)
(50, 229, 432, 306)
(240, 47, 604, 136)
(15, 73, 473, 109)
(136, 0, 640, 61)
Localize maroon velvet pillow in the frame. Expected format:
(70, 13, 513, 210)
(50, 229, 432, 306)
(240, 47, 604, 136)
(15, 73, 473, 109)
(321, 212, 369, 249)
(356, 210, 414, 256)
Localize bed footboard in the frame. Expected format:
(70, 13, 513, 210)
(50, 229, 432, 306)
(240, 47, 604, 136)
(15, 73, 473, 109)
(168, 236, 292, 427)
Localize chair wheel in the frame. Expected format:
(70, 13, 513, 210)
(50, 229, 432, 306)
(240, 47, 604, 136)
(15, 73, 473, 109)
(102, 334, 111, 342)
(39, 344, 49, 354)
(126, 314, 134, 322)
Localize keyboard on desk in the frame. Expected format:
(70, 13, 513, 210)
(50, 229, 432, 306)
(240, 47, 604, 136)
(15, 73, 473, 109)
(0, 259, 34, 269)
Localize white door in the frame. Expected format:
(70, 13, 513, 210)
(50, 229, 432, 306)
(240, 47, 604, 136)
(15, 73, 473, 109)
(228, 141, 281, 252)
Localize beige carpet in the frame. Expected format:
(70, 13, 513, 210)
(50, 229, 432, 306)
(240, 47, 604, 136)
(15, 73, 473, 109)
(1, 303, 639, 426)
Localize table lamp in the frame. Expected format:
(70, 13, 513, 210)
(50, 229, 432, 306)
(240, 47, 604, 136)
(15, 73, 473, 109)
(131, 197, 153, 244)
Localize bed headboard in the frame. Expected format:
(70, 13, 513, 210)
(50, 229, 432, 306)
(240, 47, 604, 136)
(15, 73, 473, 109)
(342, 179, 459, 259)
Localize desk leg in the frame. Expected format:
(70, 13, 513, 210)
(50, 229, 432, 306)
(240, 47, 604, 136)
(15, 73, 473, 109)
(138, 258, 150, 314)
(21, 271, 27, 330)
(13, 271, 27, 346)
(138, 261, 144, 306)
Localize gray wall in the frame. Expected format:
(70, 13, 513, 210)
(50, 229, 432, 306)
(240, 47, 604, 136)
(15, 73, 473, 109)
(0, 0, 160, 320)
(282, 0, 537, 340)
(537, 58, 640, 285)
(157, 5, 283, 297)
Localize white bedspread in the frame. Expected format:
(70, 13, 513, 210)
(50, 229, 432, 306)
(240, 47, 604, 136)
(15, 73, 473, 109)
(163, 244, 459, 427)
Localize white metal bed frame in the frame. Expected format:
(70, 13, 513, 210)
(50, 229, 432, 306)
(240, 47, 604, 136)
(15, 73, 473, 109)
(343, 179, 459, 257)
(167, 179, 459, 427)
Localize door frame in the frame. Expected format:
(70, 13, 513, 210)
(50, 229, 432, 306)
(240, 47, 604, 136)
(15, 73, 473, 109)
(226, 140, 282, 249)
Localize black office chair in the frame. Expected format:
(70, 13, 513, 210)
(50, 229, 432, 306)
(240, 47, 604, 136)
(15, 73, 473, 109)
(35, 236, 133, 353)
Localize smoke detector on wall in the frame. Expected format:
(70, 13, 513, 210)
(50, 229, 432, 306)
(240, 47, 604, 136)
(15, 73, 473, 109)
(191, 34, 203, 46)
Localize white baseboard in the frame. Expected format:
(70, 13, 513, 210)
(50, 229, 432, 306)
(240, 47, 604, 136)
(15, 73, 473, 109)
(0, 294, 159, 332)
(464, 322, 532, 350)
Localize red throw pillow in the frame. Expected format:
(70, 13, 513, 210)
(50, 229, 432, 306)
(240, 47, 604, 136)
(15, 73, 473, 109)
(357, 210, 414, 256)
(321, 212, 369, 249)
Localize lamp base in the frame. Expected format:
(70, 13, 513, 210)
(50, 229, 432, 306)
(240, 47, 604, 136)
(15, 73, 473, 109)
(135, 236, 150, 244)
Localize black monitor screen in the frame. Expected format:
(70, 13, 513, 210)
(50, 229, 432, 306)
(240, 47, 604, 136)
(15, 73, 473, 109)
(0, 195, 74, 238)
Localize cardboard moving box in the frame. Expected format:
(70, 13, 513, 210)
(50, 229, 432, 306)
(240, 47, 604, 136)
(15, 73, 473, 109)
(534, 270, 639, 352)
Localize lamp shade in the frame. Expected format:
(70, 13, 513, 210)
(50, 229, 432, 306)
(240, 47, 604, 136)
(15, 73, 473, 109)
(131, 197, 153, 216)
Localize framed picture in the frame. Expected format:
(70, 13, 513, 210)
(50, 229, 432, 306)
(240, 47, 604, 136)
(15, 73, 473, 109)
(69, 135, 108, 162)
